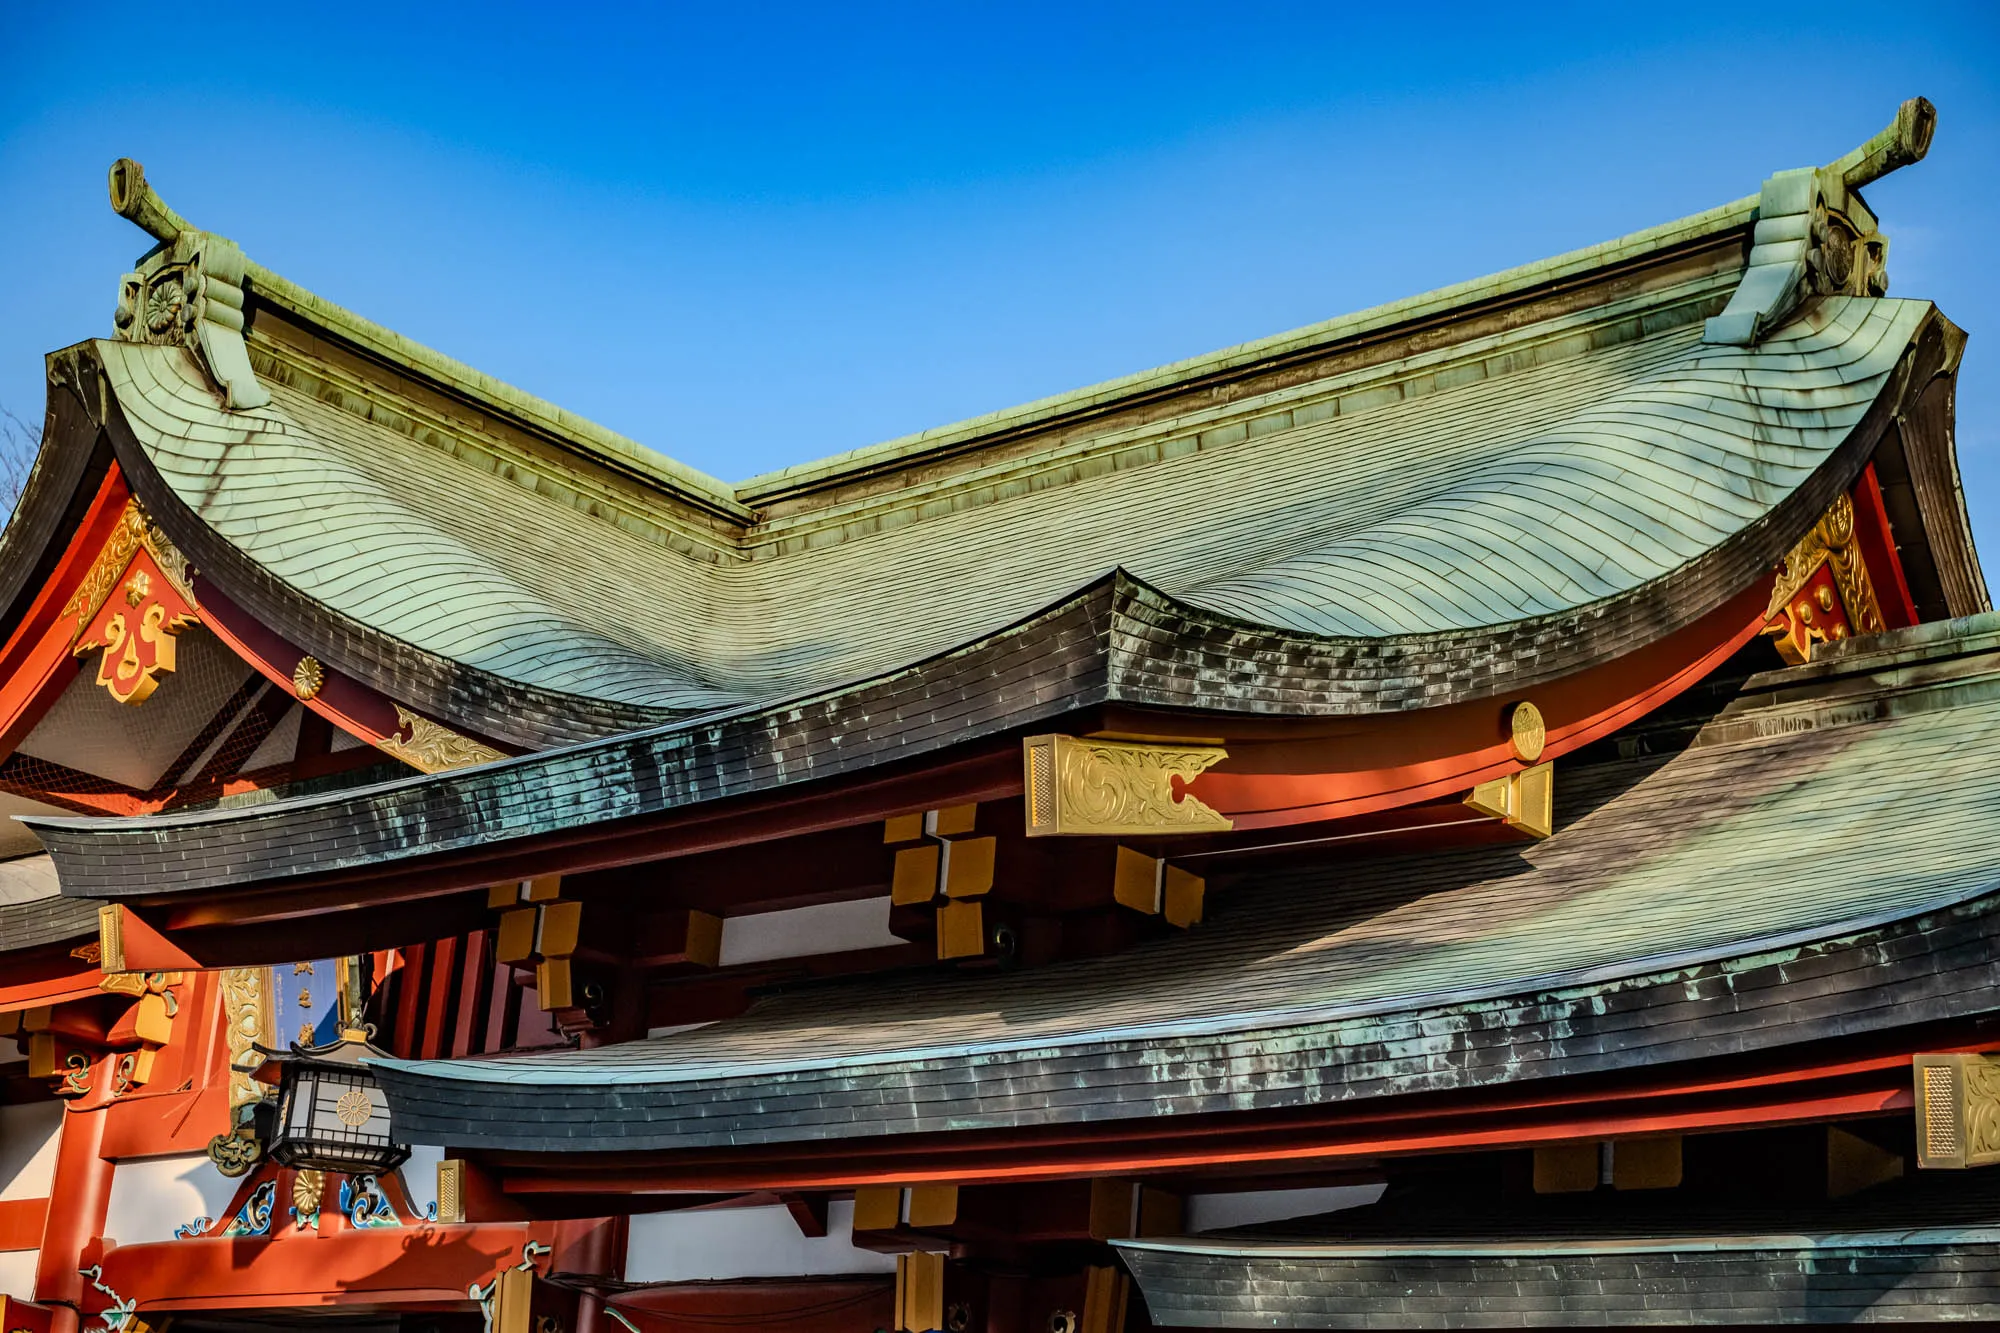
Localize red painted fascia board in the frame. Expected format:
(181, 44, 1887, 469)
(0, 467, 131, 756)
(86, 1221, 552, 1314)
(0, 969, 103, 1013)
(1197, 581, 1771, 827)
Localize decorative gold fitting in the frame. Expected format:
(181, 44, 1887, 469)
(1507, 701, 1547, 763)
(1464, 762, 1554, 839)
(1762, 492, 1885, 665)
(375, 704, 506, 773)
(436, 1159, 467, 1224)
(1023, 734, 1231, 837)
(1914, 1053, 2000, 1169)
(96, 905, 125, 973)
(293, 655, 325, 701)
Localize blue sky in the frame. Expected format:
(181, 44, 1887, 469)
(5, 4, 1998, 552)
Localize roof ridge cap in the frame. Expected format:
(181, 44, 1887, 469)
(732, 194, 1758, 503)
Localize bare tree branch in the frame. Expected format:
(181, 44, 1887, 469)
(1, 404, 40, 518)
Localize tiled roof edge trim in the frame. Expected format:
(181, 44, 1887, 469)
(367, 874, 2000, 1092)
(1113, 1227, 2000, 1259)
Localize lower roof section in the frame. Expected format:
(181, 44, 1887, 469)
(369, 614, 2000, 1155)
(1120, 1233, 2000, 1328)
(1128, 1232, 2000, 1320)
(0, 854, 94, 952)
(1117, 1176, 2000, 1327)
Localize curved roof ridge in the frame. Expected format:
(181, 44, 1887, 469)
(732, 195, 1759, 503)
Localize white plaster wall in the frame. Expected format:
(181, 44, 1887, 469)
(0, 1101, 62, 1201)
(399, 1144, 446, 1219)
(1185, 1182, 1384, 1233)
(103, 1153, 242, 1245)
(0, 1248, 36, 1299)
(625, 1200, 896, 1282)
(718, 897, 901, 967)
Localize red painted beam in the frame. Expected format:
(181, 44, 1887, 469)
(96, 904, 202, 974)
(34, 1102, 111, 1312)
(611, 1278, 893, 1332)
(0, 970, 103, 1014)
(1193, 582, 1771, 827)
(83, 1221, 560, 1315)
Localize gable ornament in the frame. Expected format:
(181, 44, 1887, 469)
(1705, 98, 1933, 346)
(62, 499, 201, 706)
(108, 158, 270, 411)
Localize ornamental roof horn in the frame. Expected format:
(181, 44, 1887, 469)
(1704, 97, 1936, 346)
(105, 157, 271, 411)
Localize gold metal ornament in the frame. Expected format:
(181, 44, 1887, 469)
(1915, 1053, 2000, 1169)
(375, 705, 507, 773)
(1508, 701, 1547, 763)
(1023, 734, 1232, 837)
(1763, 491, 1886, 664)
(334, 1088, 373, 1128)
(293, 655, 325, 701)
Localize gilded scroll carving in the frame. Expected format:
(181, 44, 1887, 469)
(1762, 492, 1886, 665)
(207, 965, 273, 1176)
(218, 966, 270, 1113)
(375, 704, 507, 774)
(1023, 734, 1232, 837)
(63, 500, 197, 633)
(1914, 1053, 2000, 1169)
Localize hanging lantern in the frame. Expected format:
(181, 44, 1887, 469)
(262, 1028, 408, 1175)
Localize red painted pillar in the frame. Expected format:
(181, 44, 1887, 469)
(34, 1093, 113, 1331)
(552, 1216, 625, 1333)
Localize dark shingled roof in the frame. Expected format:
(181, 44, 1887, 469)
(0, 855, 96, 952)
(363, 615, 2000, 1154)
(1118, 1175, 2000, 1327)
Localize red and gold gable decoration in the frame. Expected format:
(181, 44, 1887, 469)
(13, 970, 186, 1104)
(62, 500, 200, 705)
(1762, 491, 1886, 666)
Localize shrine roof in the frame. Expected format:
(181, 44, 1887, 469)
(10, 100, 1970, 752)
(355, 613, 2000, 1153)
(99, 290, 1925, 702)
(1117, 1174, 2000, 1327)
(0, 855, 96, 952)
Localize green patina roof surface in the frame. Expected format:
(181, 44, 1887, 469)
(99, 292, 1930, 711)
(379, 613, 2000, 1089)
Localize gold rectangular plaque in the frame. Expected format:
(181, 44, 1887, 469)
(1023, 734, 1231, 837)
